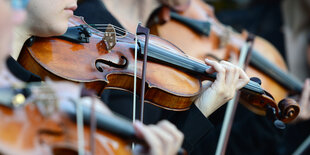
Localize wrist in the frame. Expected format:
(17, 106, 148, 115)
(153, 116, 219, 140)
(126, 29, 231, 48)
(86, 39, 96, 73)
(194, 96, 227, 118)
(194, 97, 211, 118)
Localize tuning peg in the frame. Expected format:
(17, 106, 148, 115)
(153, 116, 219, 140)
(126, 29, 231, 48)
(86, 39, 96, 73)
(266, 105, 286, 130)
(250, 77, 262, 85)
(273, 119, 286, 130)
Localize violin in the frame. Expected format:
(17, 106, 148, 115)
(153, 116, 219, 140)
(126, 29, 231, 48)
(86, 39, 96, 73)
(0, 82, 189, 154)
(0, 83, 136, 154)
(17, 16, 299, 123)
(147, 0, 302, 121)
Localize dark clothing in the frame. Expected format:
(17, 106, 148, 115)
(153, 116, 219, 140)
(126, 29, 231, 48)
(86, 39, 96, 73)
(6, 56, 41, 82)
(192, 104, 283, 155)
(102, 90, 214, 153)
(74, 0, 123, 29)
(75, 0, 214, 153)
(278, 121, 310, 154)
(213, 2, 310, 154)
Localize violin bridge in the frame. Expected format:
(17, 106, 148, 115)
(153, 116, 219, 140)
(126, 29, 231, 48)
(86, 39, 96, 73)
(102, 24, 116, 52)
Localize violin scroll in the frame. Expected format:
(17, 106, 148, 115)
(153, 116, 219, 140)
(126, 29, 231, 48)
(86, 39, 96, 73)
(278, 98, 300, 123)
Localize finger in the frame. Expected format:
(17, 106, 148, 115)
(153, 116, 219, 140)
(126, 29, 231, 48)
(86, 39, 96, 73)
(236, 68, 250, 89)
(205, 59, 226, 83)
(220, 61, 239, 86)
(204, 58, 220, 74)
(217, 61, 239, 100)
(133, 122, 162, 155)
(148, 124, 175, 155)
(158, 120, 184, 153)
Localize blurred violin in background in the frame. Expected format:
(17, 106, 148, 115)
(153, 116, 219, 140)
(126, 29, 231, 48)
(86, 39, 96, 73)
(147, 0, 302, 122)
(0, 81, 184, 154)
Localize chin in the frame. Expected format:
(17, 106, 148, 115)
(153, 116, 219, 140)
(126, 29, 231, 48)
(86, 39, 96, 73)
(53, 28, 68, 36)
(43, 23, 68, 37)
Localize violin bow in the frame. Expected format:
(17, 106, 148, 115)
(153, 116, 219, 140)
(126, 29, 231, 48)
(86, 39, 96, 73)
(293, 134, 310, 154)
(215, 35, 255, 155)
(136, 24, 150, 123)
(132, 23, 150, 149)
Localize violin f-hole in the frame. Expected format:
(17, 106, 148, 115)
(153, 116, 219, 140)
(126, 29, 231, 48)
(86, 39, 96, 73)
(95, 56, 127, 72)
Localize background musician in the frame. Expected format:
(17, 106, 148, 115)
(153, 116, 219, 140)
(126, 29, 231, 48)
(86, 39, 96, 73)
(0, 0, 187, 154)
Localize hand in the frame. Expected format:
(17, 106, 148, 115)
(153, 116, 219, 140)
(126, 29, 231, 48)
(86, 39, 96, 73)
(133, 120, 184, 155)
(194, 59, 249, 117)
(295, 78, 310, 122)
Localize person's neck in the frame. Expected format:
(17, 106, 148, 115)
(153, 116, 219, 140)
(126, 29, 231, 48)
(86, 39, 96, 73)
(102, 0, 160, 32)
(11, 26, 31, 60)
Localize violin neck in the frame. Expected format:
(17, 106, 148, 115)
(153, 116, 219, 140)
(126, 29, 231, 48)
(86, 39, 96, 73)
(138, 41, 264, 95)
(61, 101, 144, 144)
(229, 37, 303, 93)
(250, 50, 303, 93)
(168, 13, 303, 93)
(170, 12, 211, 36)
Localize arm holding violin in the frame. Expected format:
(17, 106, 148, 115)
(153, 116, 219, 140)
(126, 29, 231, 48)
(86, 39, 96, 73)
(163, 59, 249, 153)
(194, 59, 249, 118)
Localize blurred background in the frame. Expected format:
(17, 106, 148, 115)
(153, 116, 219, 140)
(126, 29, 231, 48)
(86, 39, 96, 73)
(207, 0, 285, 58)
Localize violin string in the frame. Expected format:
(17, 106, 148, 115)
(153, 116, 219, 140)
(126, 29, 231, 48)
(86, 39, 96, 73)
(90, 24, 236, 65)
(90, 24, 129, 34)
(205, 20, 261, 90)
(89, 24, 125, 31)
(90, 27, 261, 90)
(87, 18, 245, 51)
(88, 24, 260, 91)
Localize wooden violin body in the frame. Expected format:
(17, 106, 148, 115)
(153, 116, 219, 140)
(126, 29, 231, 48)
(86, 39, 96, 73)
(0, 101, 131, 155)
(18, 16, 206, 111)
(148, 0, 300, 121)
